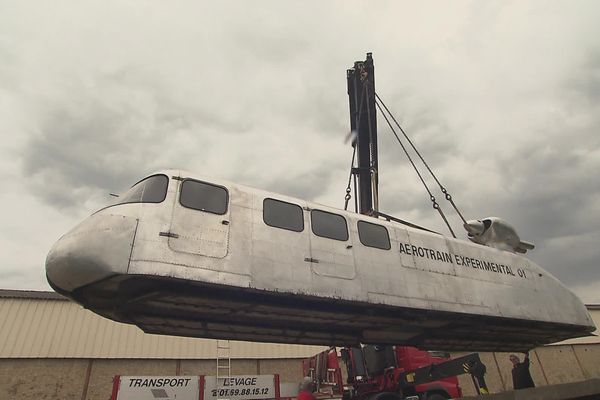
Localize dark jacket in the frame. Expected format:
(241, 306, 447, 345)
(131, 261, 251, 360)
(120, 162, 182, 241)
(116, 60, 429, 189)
(512, 355, 535, 389)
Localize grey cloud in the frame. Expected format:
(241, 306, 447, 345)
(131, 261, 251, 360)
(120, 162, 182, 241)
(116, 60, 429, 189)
(0, 268, 31, 286)
(264, 163, 339, 201)
(498, 146, 599, 236)
(534, 231, 600, 288)
(230, 26, 310, 66)
(567, 50, 600, 107)
(23, 97, 163, 209)
(2, 1, 600, 302)
(363, 47, 600, 292)
(373, 94, 463, 219)
(20, 70, 258, 210)
(377, 93, 460, 161)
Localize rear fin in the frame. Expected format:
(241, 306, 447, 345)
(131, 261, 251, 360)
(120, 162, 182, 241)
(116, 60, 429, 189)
(520, 241, 535, 250)
(516, 240, 535, 253)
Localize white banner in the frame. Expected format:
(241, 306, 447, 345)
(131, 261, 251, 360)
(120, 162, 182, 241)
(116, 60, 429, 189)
(203, 375, 276, 400)
(116, 376, 198, 400)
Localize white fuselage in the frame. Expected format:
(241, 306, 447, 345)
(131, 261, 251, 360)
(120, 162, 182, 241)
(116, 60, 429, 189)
(45, 170, 595, 351)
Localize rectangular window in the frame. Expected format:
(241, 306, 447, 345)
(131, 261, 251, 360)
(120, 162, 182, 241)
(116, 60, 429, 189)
(263, 198, 304, 232)
(358, 220, 391, 250)
(179, 179, 228, 215)
(311, 209, 348, 241)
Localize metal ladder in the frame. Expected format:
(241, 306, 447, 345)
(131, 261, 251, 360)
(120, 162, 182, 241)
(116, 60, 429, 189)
(216, 339, 231, 400)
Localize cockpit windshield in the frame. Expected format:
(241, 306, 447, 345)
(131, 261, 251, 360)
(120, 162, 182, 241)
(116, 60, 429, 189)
(114, 174, 169, 206)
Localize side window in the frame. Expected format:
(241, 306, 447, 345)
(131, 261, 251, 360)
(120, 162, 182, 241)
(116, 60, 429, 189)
(116, 174, 169, 205)
(180, 179, 228, 215)
(358, 220, 391, 250)
(263, 198, 304, 232)
(311, 209, 348, 241)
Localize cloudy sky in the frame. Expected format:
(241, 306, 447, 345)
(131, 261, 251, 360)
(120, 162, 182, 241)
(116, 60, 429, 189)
(1, 1, 599, 303)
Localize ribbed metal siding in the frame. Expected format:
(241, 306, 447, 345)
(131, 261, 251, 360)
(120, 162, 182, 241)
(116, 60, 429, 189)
(3, 296, 596, 357)
(0, 298, 327, 359)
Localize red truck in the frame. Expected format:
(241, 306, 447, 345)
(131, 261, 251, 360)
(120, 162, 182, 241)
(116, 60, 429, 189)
(302, 345, 488, 400)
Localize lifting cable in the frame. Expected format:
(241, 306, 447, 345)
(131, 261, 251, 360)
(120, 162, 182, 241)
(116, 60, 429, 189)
(344, 145, 357, 211)
(374, 92, 468, 226)
(353, 172, 358, 213)
(374, 99, 457, 238)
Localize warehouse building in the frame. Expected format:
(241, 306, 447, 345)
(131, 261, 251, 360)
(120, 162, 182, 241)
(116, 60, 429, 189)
(1, 289, 598, 399)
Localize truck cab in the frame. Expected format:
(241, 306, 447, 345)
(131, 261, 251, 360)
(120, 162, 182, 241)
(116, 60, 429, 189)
(393, 347, 461, 399)
(342, 345, 460, 400)
(304, 346, 487, 400)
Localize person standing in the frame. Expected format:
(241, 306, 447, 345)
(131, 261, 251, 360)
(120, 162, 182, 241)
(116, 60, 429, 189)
(510, 352, 535, 389)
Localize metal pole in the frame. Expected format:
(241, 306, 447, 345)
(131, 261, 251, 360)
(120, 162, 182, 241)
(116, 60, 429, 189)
(347, 53, 378, 215)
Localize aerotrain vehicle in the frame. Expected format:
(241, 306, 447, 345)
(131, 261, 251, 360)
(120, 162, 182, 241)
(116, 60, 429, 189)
(46, 170, 595, 352)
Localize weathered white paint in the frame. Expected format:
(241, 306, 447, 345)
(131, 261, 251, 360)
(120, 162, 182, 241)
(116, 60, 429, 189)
(45, 170, 595, 350)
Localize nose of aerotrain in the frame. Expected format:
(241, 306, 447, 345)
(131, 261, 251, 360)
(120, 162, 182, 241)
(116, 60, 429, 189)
(46, 213, 138, 294)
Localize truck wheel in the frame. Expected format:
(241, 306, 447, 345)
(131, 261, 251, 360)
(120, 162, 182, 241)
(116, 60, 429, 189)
(367, 392, 402, 400)
(425, 394, 447, 400)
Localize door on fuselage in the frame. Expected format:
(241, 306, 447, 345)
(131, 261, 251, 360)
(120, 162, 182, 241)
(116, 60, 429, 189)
(308, 208, 356, 279)
(251, 196, 311, 288)
(168, 177, 230, 258)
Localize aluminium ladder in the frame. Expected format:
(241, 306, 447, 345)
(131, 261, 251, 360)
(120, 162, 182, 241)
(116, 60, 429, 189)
(216, 339, 232, 400)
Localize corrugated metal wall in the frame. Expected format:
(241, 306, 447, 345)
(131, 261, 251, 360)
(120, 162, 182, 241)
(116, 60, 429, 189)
(0, 296, 327, 359)
(0, 292, 599, 399)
